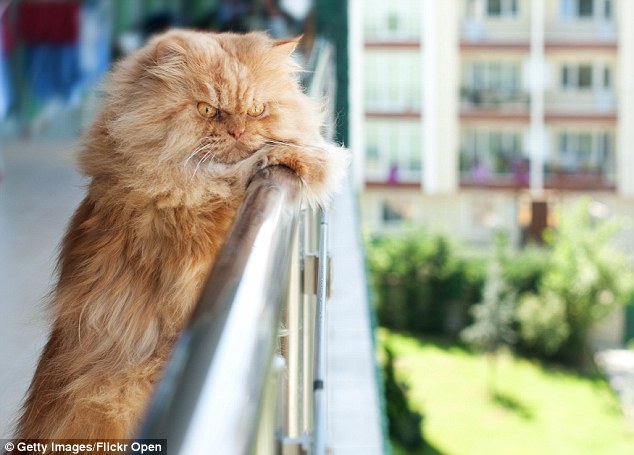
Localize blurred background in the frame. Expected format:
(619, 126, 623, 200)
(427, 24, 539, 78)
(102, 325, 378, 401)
(2, 0, 634, 454)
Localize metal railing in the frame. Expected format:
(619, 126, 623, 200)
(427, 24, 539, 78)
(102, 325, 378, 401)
(137, 40, 336, 455)
(460, 87, 529, 109)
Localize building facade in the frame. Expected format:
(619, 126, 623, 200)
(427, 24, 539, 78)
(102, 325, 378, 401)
(353, 0, 634, 248)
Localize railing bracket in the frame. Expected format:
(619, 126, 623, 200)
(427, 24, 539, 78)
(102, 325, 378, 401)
(280, 434, 311, 455)
(303, 253, 332, 297)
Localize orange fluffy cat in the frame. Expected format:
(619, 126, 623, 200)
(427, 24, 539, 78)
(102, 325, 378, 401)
(14, 30, 348, 441)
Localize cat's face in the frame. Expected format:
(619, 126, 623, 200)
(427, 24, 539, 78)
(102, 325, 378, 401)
(102, 30, 321, 176)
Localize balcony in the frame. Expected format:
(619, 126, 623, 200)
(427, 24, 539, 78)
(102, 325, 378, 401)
(460, 158, 615, 192)
(461, 0, 530, 46)
(460, 87, 530, 120)
(460, 140, 529, 189)
(544, 91, 617, 120)
(459, 58, 528, 119)
(363, 0, 422, 46)
(545, 14, 617, 45)
(461, 0, 618, 48)
(544, 167, 615, 191)
(364, 48, 423, 116)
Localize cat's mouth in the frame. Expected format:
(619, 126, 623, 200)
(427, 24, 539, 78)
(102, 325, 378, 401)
(186, 141, 257, 170)
(219, 142, 257, 164)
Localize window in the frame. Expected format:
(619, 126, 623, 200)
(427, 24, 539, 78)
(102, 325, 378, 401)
(382, 200, 412, 223)
(604, 0, 612, 18)
(365, 120, 422, 183)
(558, 133, 592, 169)
(466, 0, 481, 17)
(562, 66, 570, 87)
(486, 0, 518, 17)
(363, 0, 422, 40)
(560, 0, 574, 18)
(578, 65, 593, 88)
(461, 130, 524, 180)
(470, 62, 520, 91)
(578, 0, 593, 17)
(561, 62, 614, 91)
(387, 12, 399, 33)
(487, 0, 502, 15)
(561, 63, 594, 90)
(466, 61, 521, 103)
(555, 131, 614, 174)
(603, 67, 611, 89)
(364, 50, 421, 112)
(560, 0, 611, 19)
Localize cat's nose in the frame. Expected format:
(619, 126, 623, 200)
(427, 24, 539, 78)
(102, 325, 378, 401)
(228, 126, 244, 140)
(227, 116, 246, 140)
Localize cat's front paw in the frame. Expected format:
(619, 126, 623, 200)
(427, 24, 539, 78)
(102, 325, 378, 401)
(253, 153, 271, 172)
(262, 143, 350, 208)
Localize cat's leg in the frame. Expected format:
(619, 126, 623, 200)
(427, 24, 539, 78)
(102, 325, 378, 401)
(251, 142, 350, 207)
(16, 332, 158, 440)
(18, 370, 154, 440)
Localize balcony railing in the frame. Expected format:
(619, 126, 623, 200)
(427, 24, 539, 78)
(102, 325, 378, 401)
(544, 91, 617, 116)
(461, 7, 617, 45)
(461, 17, 530, 44)
(136, 40, 338, 455)
(460, 87, 529, 110)
(459, 164, 616, 191)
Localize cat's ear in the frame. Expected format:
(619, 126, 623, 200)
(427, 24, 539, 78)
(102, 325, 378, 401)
(154, 34, 188, 64)
(272, 36, 302, 58)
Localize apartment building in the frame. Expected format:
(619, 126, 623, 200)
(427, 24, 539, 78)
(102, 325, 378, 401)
(354, 0, 634, 247)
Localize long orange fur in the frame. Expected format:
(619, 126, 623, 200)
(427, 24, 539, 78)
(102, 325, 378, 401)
(14, 30, 348, 443)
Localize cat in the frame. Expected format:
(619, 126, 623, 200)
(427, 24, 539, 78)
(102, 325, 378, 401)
(14, 29, 349, 442)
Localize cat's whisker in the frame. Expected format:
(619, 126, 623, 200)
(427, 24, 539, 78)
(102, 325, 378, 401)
(184, 150, 200, 167)
(184, 142, 212, 168)
(191, 148, 214, 180)
(185, 142, 218, 180)
(202, 153, 217, 173)
(191, 157, 205, 180)
(263, 138, 324, 153)
(202, 149, 217, 164)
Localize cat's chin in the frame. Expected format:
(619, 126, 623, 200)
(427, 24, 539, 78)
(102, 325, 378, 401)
(222, 142, 259, 164)
(192, 146, 256, 174)
(204, 162, 233, 173)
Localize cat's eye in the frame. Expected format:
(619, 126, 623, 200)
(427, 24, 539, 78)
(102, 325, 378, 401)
(247, 103, 265, 117)
(197, 102, 218, 119)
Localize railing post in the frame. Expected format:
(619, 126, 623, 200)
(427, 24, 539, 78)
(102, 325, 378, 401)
(253, 355, 287, 454)
(281, 209, 310, 453)
(312, 210, 329, 455)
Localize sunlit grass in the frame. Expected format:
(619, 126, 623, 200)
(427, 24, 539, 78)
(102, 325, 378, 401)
(379, 329, 634, 455)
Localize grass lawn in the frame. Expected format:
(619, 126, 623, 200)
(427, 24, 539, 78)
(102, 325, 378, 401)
(379, 328, 634, 455)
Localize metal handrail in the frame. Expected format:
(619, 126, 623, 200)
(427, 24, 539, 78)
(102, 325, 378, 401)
(138, 166, 302, 454)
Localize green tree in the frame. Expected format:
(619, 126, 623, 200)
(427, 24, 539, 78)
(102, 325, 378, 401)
(461, 234, 517, 395)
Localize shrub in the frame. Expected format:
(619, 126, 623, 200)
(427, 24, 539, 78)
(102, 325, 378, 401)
(502, 245, 548, 296)
(366, 228, 484, 335)
(516, 199, 634, 364)
(365, 200, 634, 367)
(516, 292, 569, 355)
